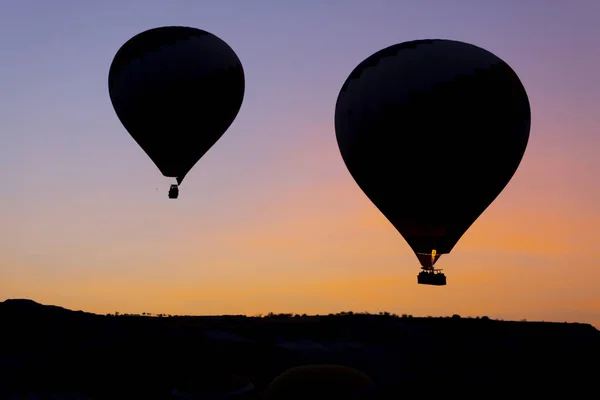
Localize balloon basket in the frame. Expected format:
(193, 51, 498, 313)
(417, 268, 447, 286)
(168, 184, 179, 199)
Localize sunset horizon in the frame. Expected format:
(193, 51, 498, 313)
(2, 1, 599, 330)
(4, 297, 597, 330)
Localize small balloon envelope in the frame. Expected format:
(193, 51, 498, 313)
(108, 26, 245, 186)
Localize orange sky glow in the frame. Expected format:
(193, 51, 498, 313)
(1, 2, 599, 329)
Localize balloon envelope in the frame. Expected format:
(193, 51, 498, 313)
(108, 26, 245, 185)
(334, 39, 531, 268)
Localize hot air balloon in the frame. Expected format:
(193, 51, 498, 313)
(263, 364, 373, 400)
(334, 39, 531, 286)
(108, 26, 245, 199)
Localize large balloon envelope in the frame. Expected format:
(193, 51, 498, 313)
(108, 26, 245, 196)
(335, 39, 531, 270)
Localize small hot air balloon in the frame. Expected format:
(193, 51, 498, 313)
(108, 26, 245, 199)
(334, 39, 531, 286)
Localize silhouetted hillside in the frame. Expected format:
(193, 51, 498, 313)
(1, 299, 598, 398)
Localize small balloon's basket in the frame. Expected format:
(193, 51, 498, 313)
(417, 268, 447, 286)
(168, 184, 179, 199)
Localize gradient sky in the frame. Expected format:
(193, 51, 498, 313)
(1, 1, 599, 327)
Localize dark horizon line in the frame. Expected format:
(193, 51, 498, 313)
(2, 298, 595, 329)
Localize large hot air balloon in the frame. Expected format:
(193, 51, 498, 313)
(334, 39, 531, 286)
(108, 26, 245, 199)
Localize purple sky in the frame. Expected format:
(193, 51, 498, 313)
(1, 1, 599, 326)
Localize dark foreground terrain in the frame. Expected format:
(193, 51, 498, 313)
(1, 299, 598, 399)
